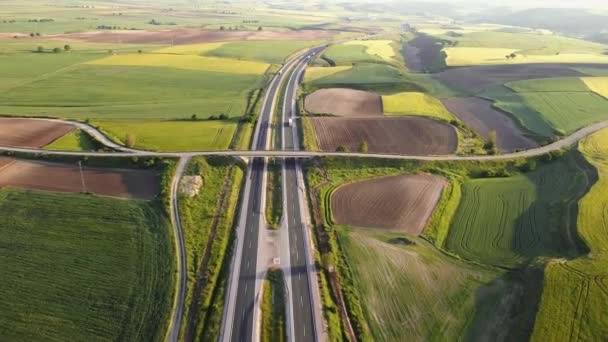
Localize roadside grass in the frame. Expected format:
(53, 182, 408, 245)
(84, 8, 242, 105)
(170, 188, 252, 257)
(0, 189, 174, 341)
(582, 77, 608, 99)
(177, 157, 244, 340)
(261, 269, 287, 342)
(483, 80, 608, 137)
(93, 120, 237, 151)
(531, 128, 608, 341)
(300, 117, 320, 151)
(265, 160, 283, 229)
(86, 52, 270, 75)
(340, 228, 500, 341)
(206, 40, 320, 63)
(45, 129, 99, 151)
(0, 64, 264, 119)
(445, 154, 591, 268)
(382, 92, 457, 121)
(344, 40, 397, 63)
(152, 42, 227, 55)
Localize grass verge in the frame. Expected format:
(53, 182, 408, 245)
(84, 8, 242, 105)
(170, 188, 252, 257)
(261, 269, 287, 342)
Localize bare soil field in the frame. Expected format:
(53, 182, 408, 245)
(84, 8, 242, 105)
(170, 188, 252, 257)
(405, 35, 450, 72)
(55, 29, 334, 45)
(332, 174, 446, 234)
(310, 116, 457, 155)
(0, 118, 73, 148)
(442, 97, 538, 152)
(0, 159, 159, 199)
(304, 88, 382, 117)
(435, 64, 587, 94)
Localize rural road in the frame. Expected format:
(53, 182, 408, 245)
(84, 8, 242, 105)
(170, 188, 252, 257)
(2, 118, 608, 161)
(167, 156, 189, 342)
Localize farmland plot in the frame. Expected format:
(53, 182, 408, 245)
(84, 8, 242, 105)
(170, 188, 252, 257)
(340, 229, 499, 342)
(332, 174, 446, 234)
(310, 117, 457, 155)
(0, 189, 174, 341)
(446, 155, 591, 268)
(0, 118, 73, 148)
(304, 88, 382, 116)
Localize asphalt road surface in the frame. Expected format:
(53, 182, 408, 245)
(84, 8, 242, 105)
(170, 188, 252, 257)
(281, 48, 324, 342)
(223, 48, 318, 342)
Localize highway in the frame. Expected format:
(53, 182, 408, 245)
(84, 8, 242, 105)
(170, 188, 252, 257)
(280, 47, 325, 342)
(220, 48, 316, 342)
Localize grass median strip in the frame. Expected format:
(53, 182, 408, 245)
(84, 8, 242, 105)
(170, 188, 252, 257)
(261, 269, 287, 342)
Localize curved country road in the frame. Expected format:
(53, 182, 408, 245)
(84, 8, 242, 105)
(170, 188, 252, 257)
(1, 119, 608, 161)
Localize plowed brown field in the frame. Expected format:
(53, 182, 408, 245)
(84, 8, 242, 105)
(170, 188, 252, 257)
(310, 117, 457, 155)
(304, 88, 382, 116)
(0, 118, 73, 148)
(442, 97, 538, 152)
(55, 28, 334, 45)
(0, 159, 159, 199)
(331, 174, 446, 234)
(435, 64, 586, 94)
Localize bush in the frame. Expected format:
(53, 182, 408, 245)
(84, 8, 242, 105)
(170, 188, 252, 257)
(124, 133, 136, 148)
(358, 141, 368, 153)
(219, 114, 228, 120)
(336, 145, 350, 152)
(52, 47, 61, 53)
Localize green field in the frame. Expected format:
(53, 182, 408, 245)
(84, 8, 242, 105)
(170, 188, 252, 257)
(446, 155, 590, 268)
(427, 30, 608, 66)
(206, 40, 318, 63)
(0, 189, 174, 341)
(382, 92, 457, 121)
(531, 129, 608, 341)
(484, 78, 608, 137)
(0, 62, 263, 119)
(178, 157, 244, 340)
(94, 120, 237, 151)
(340, 229, 500, 341)
(45, 129, 98, 151)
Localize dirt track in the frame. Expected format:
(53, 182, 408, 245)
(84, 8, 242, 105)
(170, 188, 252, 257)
(0, 159, 159, 199)
(331, 174, 446, 234)
(310, 117, 457, 155)
(54, 28, 334, 45)
(0, 118, 73, 148)
(435, 64, 588, 94)
(442, 97, 538, 152)
(304, 88, 382, 117)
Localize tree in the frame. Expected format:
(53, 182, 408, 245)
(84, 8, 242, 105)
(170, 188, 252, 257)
(137, 49, 142, 54)
(191, 114, 198, 121)
(35, 32, 40, 36)
(358, 141, 368, 153)
(509, 52, 517, 59)
(219, 25, 225, 31)
(52, 47, 61, 53)
(36, 46, 44, 53)
(108, 49, 113, 54)
(257, 26, 263, 31)
(484, 130, 498, 155)
(30, 32, 35, 37)
(63, 44, 71, 51)
(219, 113, 228, 120)
(124, 133, 136, 148)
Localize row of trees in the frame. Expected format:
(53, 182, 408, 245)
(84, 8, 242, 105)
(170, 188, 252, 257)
(336, 141, 368, 153)
(219, 25, 263, 31)
(35, 45, 71, 53)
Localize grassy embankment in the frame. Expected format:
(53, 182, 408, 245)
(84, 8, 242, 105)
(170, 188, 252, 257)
(45, 129, 99, 151)
(177, 157, 244, 341)
(261, 269, 287, 342)
(0, 189, 175, 341)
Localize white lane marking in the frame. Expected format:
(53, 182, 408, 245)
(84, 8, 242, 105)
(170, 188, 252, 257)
(300, 295, 303, 307)
(247, 260, 250, 270)
(299, 273, 301, 280)
(249, 240, 252, 249)
(245, 283, 248, 293)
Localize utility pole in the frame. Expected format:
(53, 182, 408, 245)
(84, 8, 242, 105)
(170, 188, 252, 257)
(78, 161, 87, 194)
